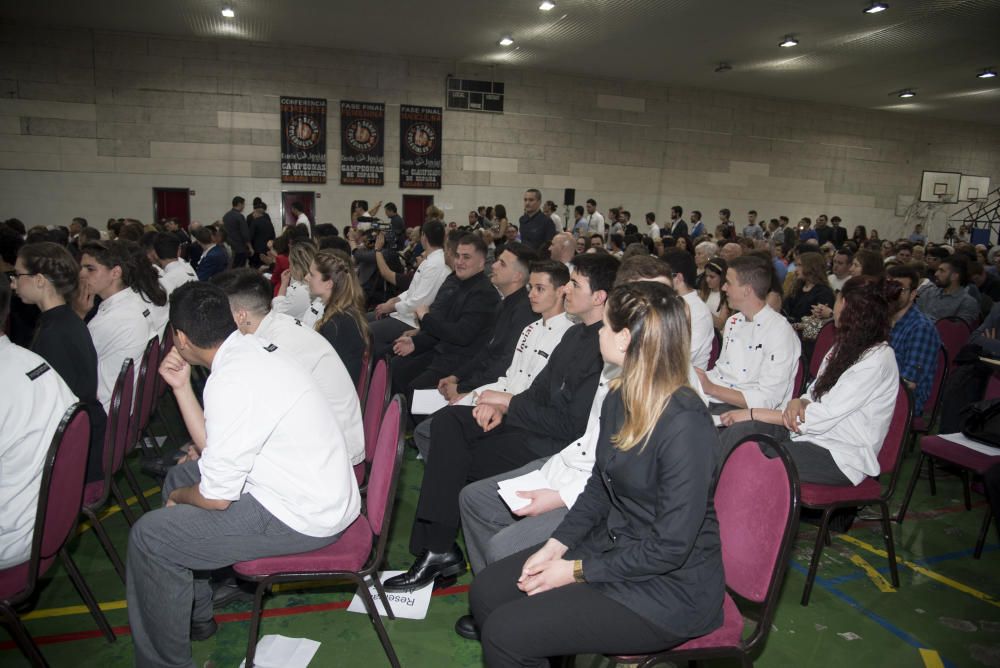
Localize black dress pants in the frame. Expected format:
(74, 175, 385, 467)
(470, 546, 686, 668)
(986, 463, 1000, 539)
(409, 406, 548, 555)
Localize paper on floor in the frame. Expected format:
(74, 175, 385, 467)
(411, 389, 449, 415)
(238, 634, 320, 668)
(346, 570, 433, 620)
(497, 469, 551, 512)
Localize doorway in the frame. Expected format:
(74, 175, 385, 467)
(281, 191, 316, 230)
(403, 194, 434, 229)
(152, 188, 191, 228)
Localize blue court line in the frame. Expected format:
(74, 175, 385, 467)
(788, 562, 957, 668)
(820, 543, 999, 587)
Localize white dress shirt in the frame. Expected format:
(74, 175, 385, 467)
(198, 331, 361, 537)
(255, 311, 365, 465)
(649, 222, 660, 239)
(828, 273, 849, 293)
(88, 288, 156, 413)
(707, 305, 801, 409)
(0, 336, 77, 568)
(140, 292, 169, 338)
(296, 212, 311, 233)
(586, 212, 605, 236)
(160, 259, 198, 296)
(271, 279, 312, 320)
(300, 297, 324, 330)
(792, 344, 899, 485)
(473, 312, 574, 396)
(683, 290, 715, 370)
(391, 248, 451, 328)
(550, 212, 563, 232)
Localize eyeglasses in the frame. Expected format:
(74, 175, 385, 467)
(11, 272, 37, 279)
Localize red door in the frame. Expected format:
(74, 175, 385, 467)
(281, 191, 316, 229)
(153, 188, 191, 228)
(403, 195, 434, 229)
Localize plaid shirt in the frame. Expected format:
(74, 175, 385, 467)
(890, 306, 941, 415)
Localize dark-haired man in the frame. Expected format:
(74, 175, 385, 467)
(153, 233, 197, 296)
(126, 282, 360, 667)
(584, 198, 604, 237)
(519, 189, 556, 251)
(222, 196, 251, 268)
(916, 254, 979, 324)
(887, 264, 941, 417)
(663, 250, 715, 370)
(669, 205, 687, 238)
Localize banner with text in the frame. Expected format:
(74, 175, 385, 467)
(399, 105, 442, 189)
(340, 100, 385, 186)
(280, 97, 327, 184)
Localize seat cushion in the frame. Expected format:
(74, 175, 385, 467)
(82, 480, 105, 508)
(800, 478, 881, 506)
(922, 436, 1000, 474)
(0, 561, 30, 601)
(911, 416, 928, 433)
(353, 462, 365, 487)
(233, 515, 373, 578)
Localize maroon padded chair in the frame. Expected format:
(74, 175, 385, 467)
(121, 337, 160, 512)
(935, 316, 971, 371)
(906, 346, 948, 451)
(0, 404, 116, 666)
(793, 355, 806, 395)
(707, 331, 721, 371)
(81, 358, 136, 583)
(605, 436, 800, 668)
(355, 357, 391, 488)
(356, 332, 375, 405)
(799, 383, 912, 605)
(233, 394, 408, 668)
(809, 321, 836, 381)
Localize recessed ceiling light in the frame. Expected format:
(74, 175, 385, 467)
(863, 2, 888, 14)
(499, 36, 514, 47)
(779, 35, 799, 48)
(539, 1, 556, 10)
(977, 68, 997, 79)
(715, 63, 732, 73)
(221, 6, 235, 18)
(897, 89, 916, 98)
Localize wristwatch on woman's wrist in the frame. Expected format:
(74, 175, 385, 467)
(573, 559, 586, 583)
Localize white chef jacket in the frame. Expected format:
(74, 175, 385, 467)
(391, 248, 450, 328)
(473, 312, 574, 396)
(88, 287, 156, 414)
(706, 305, 801, 409)
(139, 291, 169, 338)
(792, 344, 899, 485)
(159, 259, 198, 296)
(300, 297, 324, 330)
(0, 336, 77, 568)
(271, 279, 311, 320)
(255, 311, 365, 465)
(198, 331, 360, 537)
(683, 290, 715, 370)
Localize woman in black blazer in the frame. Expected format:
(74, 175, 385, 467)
(469, 282, 725, 667)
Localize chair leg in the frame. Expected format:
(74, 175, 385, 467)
(878, 501, 900, 588)
(110, 479, 138, 526)
(59, 549, 116, 643)
(801, 508, 833, 606)
(928, 458, 937, 495)
(896, 453, 925, 524)
(122, 461, 152, 512)
(85, 509, 127, 583)
(974, 507, 994, 559)
(244, 581, 269, 668)
(371, 575, 396, 620)
(1, 602, 50, 667)
(960, 470, 972, 511)
(353, 575, 401, 668)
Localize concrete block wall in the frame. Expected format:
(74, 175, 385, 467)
(1, 23, 999, 240)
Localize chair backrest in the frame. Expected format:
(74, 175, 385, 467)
(26, 403, 90, 590)
(156, 327, 175, 399)
(986, 370, 1000, 400)
(363, 359, 391, 464)
(921, 346, 948, 422)
(716, 436, 799, 652)
(935, 317, 970, 369)
(107, 359, 136, 477)
(707, 332, 721, 370)
(876, 383, 912, 487)
(809, 321, 836, 380)
(793, 356, 805, 395)
(356, 331, 375, 405)
(366, 394, 406, 538)
(132, 337, 160, 437)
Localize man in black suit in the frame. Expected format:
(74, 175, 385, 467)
(668, 205, 688, 238)
(518, 189, 556, 251)
(830, 216, 848, 248)
(222, 196, 251, 268)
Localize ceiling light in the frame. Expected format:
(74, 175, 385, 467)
(715, 63, 732, 73)
(977, 68, 997, 79)
(221, 6, 235, 18)
(897, 89, 916, 98)
(539, 1, 556, 10)
(779, 35, 799, 48)
(499, 35, 514, 46)
(863, 2, 888, 14)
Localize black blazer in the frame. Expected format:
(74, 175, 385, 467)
(552, 387, 725, 639)
(454, 288, 535, 393)
(670, 220, 688, 238)
(413, 271, 500, 368)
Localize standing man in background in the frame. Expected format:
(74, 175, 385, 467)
(519, 189, 556, 252)
(584, 198, 604, 237)
(222, 196, 251, 268)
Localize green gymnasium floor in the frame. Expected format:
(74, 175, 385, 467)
(2, 447, 998, 668)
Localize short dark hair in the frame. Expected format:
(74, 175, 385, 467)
(691, 210, 702, 219)
(0, 274, 9, 331)
(525, 188, 542, 202)
(671, 205, 683, 217)
(720, 208, 731, 218)
(211, 268, 272, 315)
(529, 259, 570, 288)
(291, 201, 304, 213)
(169, 282, 237, 348)
(152, 232, 180, 260)
(831, 216, 842, 223)
(942, 254, 969, 285)
(662, 249, 697, 288)
(232, 196, 245, 207)
(927, 246, 950, 260)
(616, 255, 672, 286)
(72, 217, 88, 228)
(456, 232, 488, 258)
(728, 256, 772, 300)
(575, 205, 585, 216)
(646, 212, 655, 222)
(572, 252, 620, 295)
(887, 263, 920, 287)
(422, 219, 446, 247)
(497, 241, 538, 278)
(192, 227, 214, 244)
(384, 202, 397, 214)
(748, 210, 758, 216)
(586, 198, 597, 206)
(0, 225, 24, 264)
(320, 236, 351, 253)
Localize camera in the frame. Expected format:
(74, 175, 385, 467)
(356, 216, 397, 249)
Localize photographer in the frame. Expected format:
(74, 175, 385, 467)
(350, 214, 399, 308)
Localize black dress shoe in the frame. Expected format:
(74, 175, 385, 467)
(140, 456, 171, 480)
(190, 617, 218, 641)
(382, 544, 466, 592)
(455, 614, 480, 641)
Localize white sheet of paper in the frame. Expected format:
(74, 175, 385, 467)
(938, 432, 1000, 457)
(411, 389, 449, 415)
(712, 414, 723, 427)
(346, 570, 434, 620)
(497, 469, 551, 512)
(238, 634, 320, 668)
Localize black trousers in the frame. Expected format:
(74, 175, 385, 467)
(410, 406, 547, 555)
(470, 546, 685, 667)
(987, 463, 1000, 539)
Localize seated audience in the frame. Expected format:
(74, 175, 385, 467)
(192, 226, 228, 282)
(306, 249, 370, 387)
(124, 241, 169, 336)
(469, 282, 724, 664)
(698, 257, 729, 330)
(126, 282, 360, 667)
(828, 248, 853, 292)
(694, 240, 718, 279)
(783, 251, 835, 324)
(886, 265, 941, 417)
(272, 241, 317, 320)
(916, 254, 980, 325)
(153, 232, 198, 296)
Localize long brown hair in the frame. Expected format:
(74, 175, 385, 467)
(606, 282, 691, 452)
(312, 249, 369, 346)
(794, 252, 830, 292)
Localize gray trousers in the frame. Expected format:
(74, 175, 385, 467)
(126, 460, 339, 668)
(459, 459, 569, 574)
(413, 415, 433, 460)
(718, 420, 851, 486)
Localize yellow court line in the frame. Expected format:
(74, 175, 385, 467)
(919, 648, 945, 668)
(23, 599, 128, 621)
(847, 554, 896, 593)
(837, 534, 1000, 608)
(77, 487, 161, 535)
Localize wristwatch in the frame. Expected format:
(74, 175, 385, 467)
(573, 559, 586, 583)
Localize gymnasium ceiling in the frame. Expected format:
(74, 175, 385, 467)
(1, 0, 999, 125)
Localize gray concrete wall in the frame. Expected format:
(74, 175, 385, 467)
(1, 24, 998, 239)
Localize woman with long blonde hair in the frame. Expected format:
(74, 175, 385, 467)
(469, 281, 724, 666)
(306, 249, 369, 386)
(272, 240, 316, 319)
